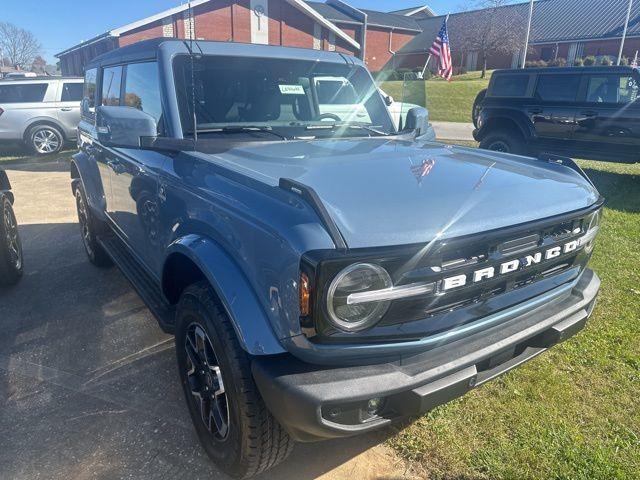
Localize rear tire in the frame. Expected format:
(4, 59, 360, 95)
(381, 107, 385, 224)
(175, 282, 294, 479)
(75, 183, 112, 267)
(26, 124, 64, 155)
(472, 89, 487, 128)
(479, 129, 526, 155)
(0, 196, 23, 286)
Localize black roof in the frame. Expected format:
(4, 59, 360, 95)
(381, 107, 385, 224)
(305, 1, 422, 31)
(400, 0, 640, 54)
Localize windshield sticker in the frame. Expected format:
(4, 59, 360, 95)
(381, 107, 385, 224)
(279, 84, 305, 95)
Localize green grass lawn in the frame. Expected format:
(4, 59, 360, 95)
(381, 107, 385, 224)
(380, 70, 492, 123)
(0, 145, 73, 164)
(389, 156, 640, 479)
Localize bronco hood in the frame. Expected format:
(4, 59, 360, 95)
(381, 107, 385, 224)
(205, 138, 600, 249)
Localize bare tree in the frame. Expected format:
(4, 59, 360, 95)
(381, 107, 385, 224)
(0, 22, 42, 70)
(31, 55, 47, 74)
(455, 0, 527, 78)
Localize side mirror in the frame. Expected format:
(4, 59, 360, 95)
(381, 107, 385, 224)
(95, 106, 157, 148)
(404, 107, 430, 137)
(384, 94, 394, 106)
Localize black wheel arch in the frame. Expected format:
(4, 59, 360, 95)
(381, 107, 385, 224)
(475, 110, 534, 141)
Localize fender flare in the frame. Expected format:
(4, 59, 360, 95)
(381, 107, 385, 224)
(164, 234, 286, 356)
(70, 151, 108, 222)
(0, 171, 14, 203)
(477, 109, 535, 141)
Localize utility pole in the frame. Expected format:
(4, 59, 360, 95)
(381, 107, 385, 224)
(521, 0, 534, 68)
(618, 0, 633, 65)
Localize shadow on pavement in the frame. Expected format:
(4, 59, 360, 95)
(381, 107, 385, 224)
(0, 222, 402, 480)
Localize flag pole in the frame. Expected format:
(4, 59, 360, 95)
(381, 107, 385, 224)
(521, 0, 534, 68)
(618, 0, 633, 65)
(421, 13, 449, 78)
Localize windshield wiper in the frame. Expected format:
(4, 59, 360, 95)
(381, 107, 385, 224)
(193, 126, 288, 140)
(303, 123, 391, 137)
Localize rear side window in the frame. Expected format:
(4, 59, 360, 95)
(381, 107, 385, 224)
(535, 74, 581, 102)
(61, 83, 83, 102)
(491, 75, 529, 97)
(586, 74, 639, 104)
(102, 66, 123, 106)
(0, 83, 48, 103)
(123, 62, 163, 124)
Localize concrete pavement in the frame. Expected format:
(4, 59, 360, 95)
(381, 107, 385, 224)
(0, 157, 421, 480)
(431, 121, 475, 142)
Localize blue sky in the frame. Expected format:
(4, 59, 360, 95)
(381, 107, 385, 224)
(2, 0, 510, 63)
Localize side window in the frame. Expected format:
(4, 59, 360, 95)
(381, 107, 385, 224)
(101, 66, 123, 106)
(535, 74, 581, 102)
(61, 83, 83, 102)
(0, 84, 48, 103)
(587, 74, 639, 104)
(123, 62, 163, 127)
(315, 78, 359, 105)
(490, 74, 530, 97)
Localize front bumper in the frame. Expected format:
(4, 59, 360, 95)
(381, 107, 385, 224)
(252, 269, 600, 442)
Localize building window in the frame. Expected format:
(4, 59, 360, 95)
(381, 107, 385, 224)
(162, 17, 174, 38)
(313, 23, 322, 50)
(183, 11, 195, 40)
(328, 31, 336, 52)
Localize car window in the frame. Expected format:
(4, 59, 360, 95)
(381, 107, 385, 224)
(61, 82, 83, 102)
(315, 78, 359, 104)
(0, 83, 48, 103)
(491, 74, 530, 97)
(535, 74, 581, 102)
(123, 62, 163, 125)
(586, 74, 639, 104)
(101, 66, 123, 106)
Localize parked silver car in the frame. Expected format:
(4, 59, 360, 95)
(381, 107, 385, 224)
(0, 76, 83, 154)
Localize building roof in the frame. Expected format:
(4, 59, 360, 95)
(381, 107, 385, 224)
(390, 5, 437, 17)
(399, 0, 640, 55)
(305, 1, 422, 31)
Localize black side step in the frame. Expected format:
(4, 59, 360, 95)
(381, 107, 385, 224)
(98, 234, 176, 334)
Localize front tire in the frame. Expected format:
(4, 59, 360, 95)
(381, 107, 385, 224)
(176, 282, 294, 479)
(75, 184, 112, 267)
(479, 129, 526, 155)
(0, 196, 24, 286)
(27, 124, 64, 155)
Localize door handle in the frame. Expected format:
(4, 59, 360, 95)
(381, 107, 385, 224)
(60, 107, 73, 112)
(580, 111, 598, 117)
(107, 160, 125, 175)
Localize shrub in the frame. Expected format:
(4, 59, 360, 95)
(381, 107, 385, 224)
(620, 56, 630, 66)
(525, 60, 548, 68)
(601, 56, 613, 66)
(574, 57, 585, 66)
(548, 57, 567, 67)
(583, 55, 597, 66)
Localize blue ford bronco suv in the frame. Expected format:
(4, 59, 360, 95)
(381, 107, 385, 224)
(72, 39, 603, 478)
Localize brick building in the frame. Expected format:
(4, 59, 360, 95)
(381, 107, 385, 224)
(56, 0, 432, 76)
(56, 0, 640, 77)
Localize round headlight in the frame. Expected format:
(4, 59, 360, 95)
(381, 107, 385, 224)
(326, 263, 392, 332)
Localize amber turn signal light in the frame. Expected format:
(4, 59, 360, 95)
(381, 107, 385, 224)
(299, 272, 311, 317)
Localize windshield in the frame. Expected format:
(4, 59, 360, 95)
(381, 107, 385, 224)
(173, 54, 396, 140)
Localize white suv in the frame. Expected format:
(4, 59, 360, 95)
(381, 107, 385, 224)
(0, 77, 83, 155)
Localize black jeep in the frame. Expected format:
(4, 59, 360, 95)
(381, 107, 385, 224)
(473, 66, 640, 162)
(0, 168, 23, 285)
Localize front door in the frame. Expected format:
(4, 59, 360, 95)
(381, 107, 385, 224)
(572, 72, 640, 159)
(527, 73, 582, 150)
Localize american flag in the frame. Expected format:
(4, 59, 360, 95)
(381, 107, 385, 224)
(429, 18, 453, 81)
(410, 159, 436, 185)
